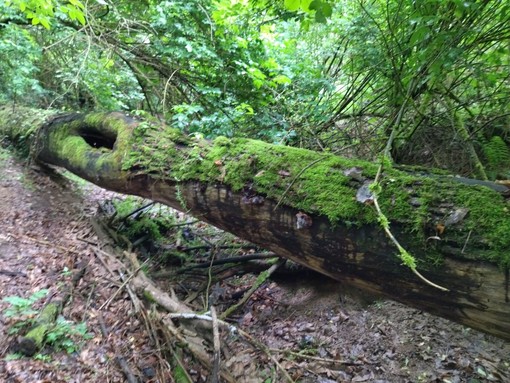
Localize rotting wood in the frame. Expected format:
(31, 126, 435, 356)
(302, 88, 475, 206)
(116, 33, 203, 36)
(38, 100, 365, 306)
(13, 302, 60, 356)
(1, 105, 510, 340)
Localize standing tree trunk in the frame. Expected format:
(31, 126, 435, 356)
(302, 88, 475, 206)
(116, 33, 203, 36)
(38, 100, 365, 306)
(1, 104, 510, 340)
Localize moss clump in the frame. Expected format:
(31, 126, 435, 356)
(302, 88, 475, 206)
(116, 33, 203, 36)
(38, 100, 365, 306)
(213, 135, 231, 146)
(21, 302, 59, 354)
(143, 290, 156, 303)
(112, 197, 177, 245)
(0, 104, 54, 155)
(451, 185, 510, 266)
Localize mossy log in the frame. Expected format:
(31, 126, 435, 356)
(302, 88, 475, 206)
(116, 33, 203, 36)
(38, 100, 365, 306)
(1, 105, 510, 341)
(15, 302, 59, 356)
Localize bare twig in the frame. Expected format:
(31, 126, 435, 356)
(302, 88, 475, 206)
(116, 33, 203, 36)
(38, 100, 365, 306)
(115, 356, 139, 383)
(152, 252, 277, 279)
(204, 247, 218, 310)
(11, 233, 80, 254)
(167, 313, 295, 383)
(220, 259, 286, 319)
(98, 259, 149, 311)
(371, 195, 448, 291)
(270, 348, 366, 365)
(461, 229, 472, 254)
(210, 306, 221, 383)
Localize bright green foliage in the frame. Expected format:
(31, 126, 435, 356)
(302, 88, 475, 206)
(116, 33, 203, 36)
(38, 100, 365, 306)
(3, 289, 49, 331)
(44, 317, 92, 354)
(4, 0, 86, 29)
(282, 0, 333, 23)
(3, 289, 92, 355)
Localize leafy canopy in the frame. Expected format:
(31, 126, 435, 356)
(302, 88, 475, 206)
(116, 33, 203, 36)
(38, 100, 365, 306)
(4, 0, 86, 29)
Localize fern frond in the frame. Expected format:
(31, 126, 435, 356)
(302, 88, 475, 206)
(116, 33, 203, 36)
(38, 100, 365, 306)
(483, 136, 510, 178)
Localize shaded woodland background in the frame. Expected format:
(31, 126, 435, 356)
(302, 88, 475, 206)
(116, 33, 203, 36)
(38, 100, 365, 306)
(1, 0, 510, 178)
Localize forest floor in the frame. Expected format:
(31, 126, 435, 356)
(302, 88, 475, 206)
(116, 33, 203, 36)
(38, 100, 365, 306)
(1, 145, 510, 383)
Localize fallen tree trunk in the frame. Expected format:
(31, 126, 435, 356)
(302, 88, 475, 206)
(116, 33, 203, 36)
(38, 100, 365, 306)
(1, 105, 510, 341)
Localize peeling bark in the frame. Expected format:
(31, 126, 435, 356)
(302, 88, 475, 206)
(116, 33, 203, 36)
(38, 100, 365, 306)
(1, 105, 510, 340)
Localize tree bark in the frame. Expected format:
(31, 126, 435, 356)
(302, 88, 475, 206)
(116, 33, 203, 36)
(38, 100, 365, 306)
(1, 105, 510, 341)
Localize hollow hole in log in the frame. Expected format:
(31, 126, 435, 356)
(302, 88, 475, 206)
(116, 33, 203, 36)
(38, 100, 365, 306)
(78, 126, 117, 150)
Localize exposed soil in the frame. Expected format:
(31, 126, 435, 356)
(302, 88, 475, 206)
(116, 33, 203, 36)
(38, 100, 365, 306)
(0, 150, 167, 382)
(1, 146, 509, 382)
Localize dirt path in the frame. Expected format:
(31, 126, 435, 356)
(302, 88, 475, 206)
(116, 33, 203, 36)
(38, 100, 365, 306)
(0, 149, 165, 382)
(1, 146, 510, 383)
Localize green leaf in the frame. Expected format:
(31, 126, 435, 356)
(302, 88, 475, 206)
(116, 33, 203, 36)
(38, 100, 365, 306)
(76, 11, 86, 25)
(272, 74, 292, 85)
(409, 26, 430, 47)
(315, 10, 327, 23)
(300, 0, 313, 12)
(308, 0, 321, 11)
(40, 17, 51, 29)
(284, 0, 301, 12)
(69, 0, 86, 10)
(309, 0, 332, 22)
(3, 296, 31, 307)
(321, 2, 332, 17)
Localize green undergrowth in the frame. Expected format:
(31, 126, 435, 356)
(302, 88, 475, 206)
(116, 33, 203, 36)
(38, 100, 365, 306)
(2, 289, 92, 358)
(122, 124, 510, 268)
(113, 197, 177, 243)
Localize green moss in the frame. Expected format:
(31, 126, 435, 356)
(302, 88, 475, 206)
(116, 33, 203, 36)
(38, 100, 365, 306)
(121, 123, 510, 268)
(213, 135, 231, 146)
(451, 185, 510, 265)
(0, 104, 54, 154)
(25, 325, 49, 349)
(143, 290, 156, 303)
(24, 303, 59, 349)
(59, 136, 90, 167)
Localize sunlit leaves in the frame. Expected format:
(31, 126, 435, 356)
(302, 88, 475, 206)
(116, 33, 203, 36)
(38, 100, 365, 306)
(282, 0, 332, 23)
(4, 0, 86, 29)
(283, 0, 300, 12)
(60, 1, 87, 26)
